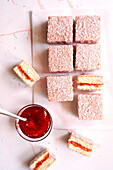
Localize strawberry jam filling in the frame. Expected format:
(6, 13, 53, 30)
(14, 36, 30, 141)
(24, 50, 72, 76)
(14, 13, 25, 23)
(34, 153, 50, 170)
(18, 65, 34, 82)
(70, 141, 92, 152)
(77, 83, 103, 86)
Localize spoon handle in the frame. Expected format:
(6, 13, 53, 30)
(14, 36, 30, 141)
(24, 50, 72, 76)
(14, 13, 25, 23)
(0, 108, 26, 121)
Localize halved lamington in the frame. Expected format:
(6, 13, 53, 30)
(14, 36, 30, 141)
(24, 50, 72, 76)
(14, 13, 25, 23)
(67, 132, 94, 157)
(29, 149, 56, 170)
(13, 60, 40, 87)
(76, 76, 103, 91)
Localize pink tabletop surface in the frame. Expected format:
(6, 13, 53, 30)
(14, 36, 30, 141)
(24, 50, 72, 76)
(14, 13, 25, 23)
(0, 1, 113, 170)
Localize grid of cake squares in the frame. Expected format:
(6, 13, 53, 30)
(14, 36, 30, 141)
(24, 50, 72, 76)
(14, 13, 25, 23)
(47, 15, 103, 121)
(14, 15, 103, 121)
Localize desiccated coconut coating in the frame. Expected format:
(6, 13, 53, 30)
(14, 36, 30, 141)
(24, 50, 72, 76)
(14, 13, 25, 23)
(75, 15, 101, 43)
(75, 44, 101, 71)
(78, 94, 103, 120)
(48, 45, 73, 72)
(47, 75, 73, 102)
(47, 16, 73, 43)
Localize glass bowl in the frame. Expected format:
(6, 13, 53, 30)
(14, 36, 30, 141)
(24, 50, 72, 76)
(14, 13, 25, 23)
(15, 104, 53, 142)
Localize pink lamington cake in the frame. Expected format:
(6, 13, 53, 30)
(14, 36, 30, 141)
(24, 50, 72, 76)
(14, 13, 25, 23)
(48, 45, 73, 72)
(47, 75, 73, 102)
(78, 94, 103, 120)
(67, 132, 94, 157)
(75, 44, 101, 71)
(75, 15, 101, 43)
(47, 16, 73, 44)
(13, 60, 40, 87)
(29, 149, 56, 170)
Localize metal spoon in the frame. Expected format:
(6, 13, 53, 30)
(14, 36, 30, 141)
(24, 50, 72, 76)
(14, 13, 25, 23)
(0, 108, 27, 121)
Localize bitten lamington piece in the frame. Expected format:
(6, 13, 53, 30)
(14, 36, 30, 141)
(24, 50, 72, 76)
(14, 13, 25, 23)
(76, 76, 103, 91)
(47, 16, 73, 44)
(78, 94, 103, 120)
(75, 44, 101, 71)
(13, 60, 40, 87)
(48, 45, 73, 72)
(47, 75, 73, 102)
(29, 149, 56, 170)
(67, 132, 94, 157)
(75, 15, 101, 43)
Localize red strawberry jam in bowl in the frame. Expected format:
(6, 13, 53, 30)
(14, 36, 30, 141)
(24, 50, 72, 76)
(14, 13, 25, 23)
(15, 104, 53, 142)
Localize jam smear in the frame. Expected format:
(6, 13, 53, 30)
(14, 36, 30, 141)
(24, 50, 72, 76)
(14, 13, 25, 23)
(18, 106, 51, 138)
(18, 65, 34, 82)
(77, 83, 103, 86)
(70, 141, 92, 152)
(34, 153, 49, 170)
